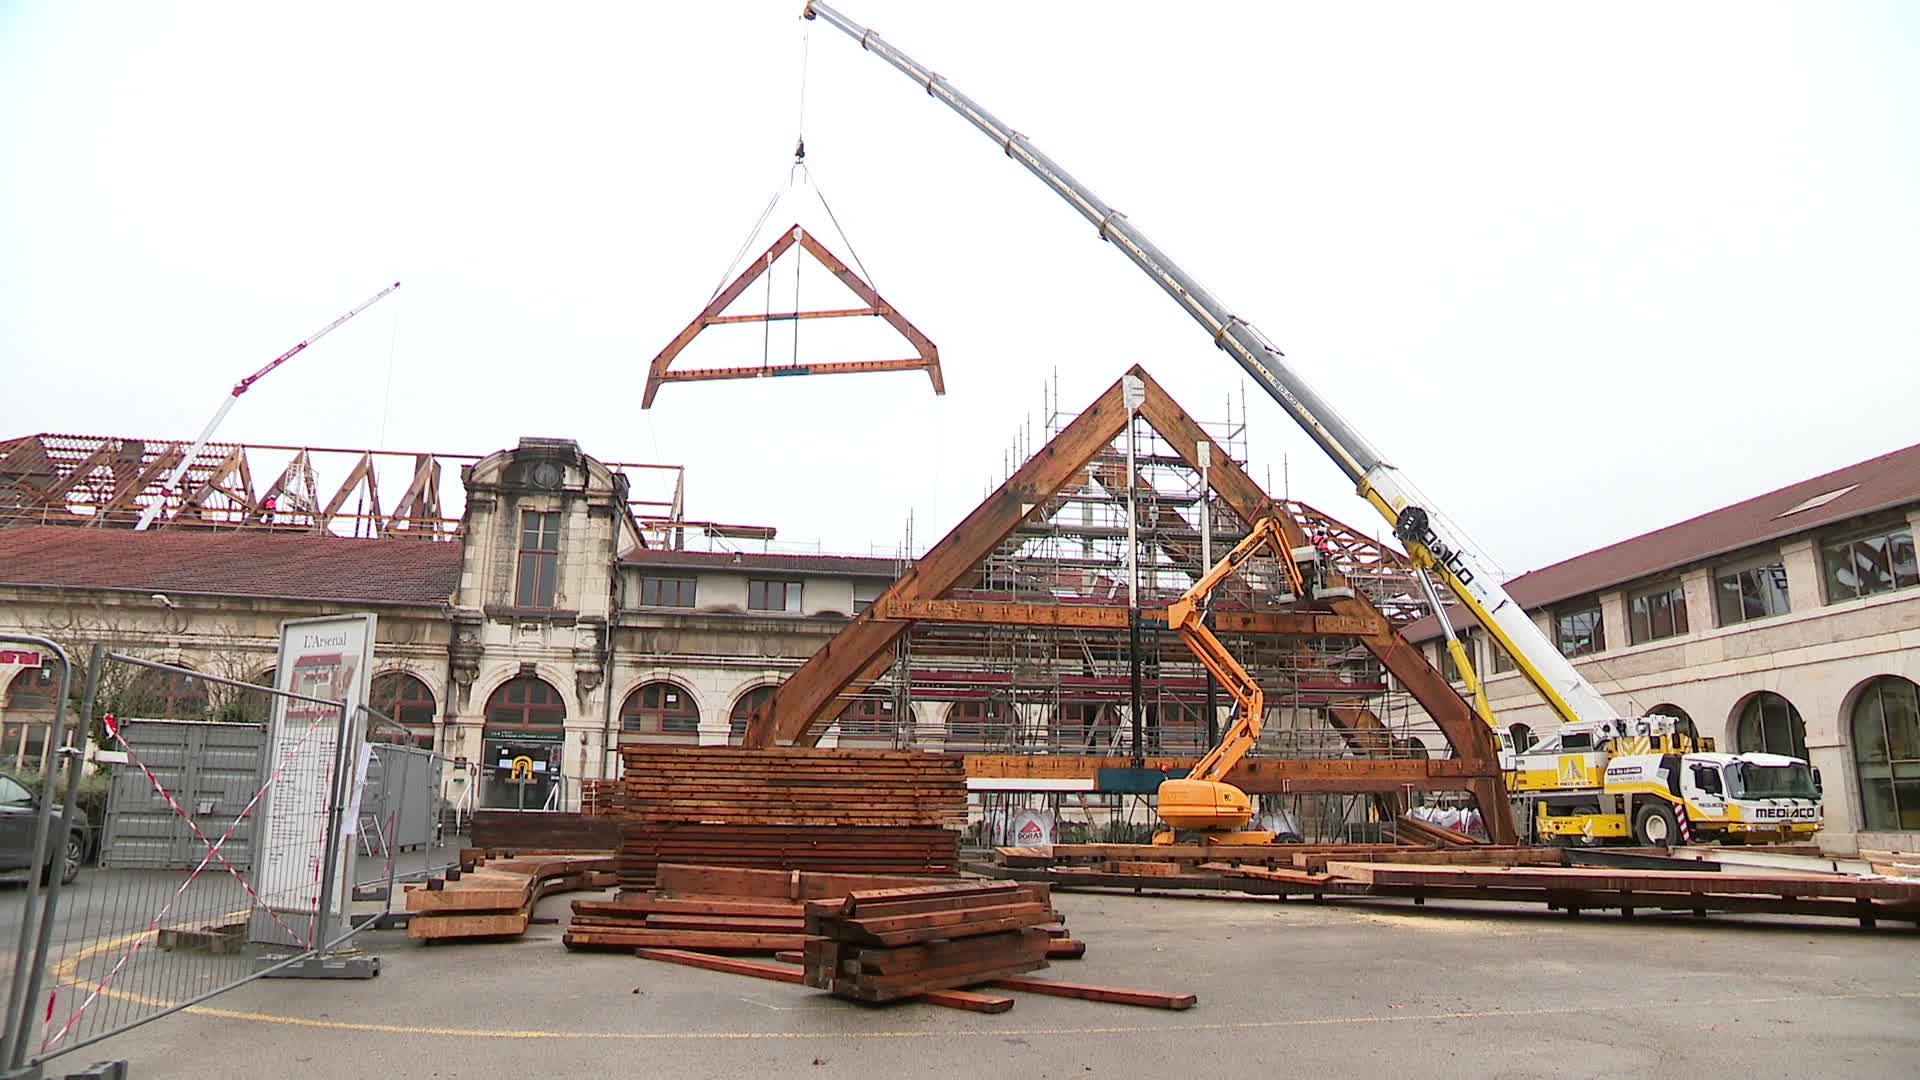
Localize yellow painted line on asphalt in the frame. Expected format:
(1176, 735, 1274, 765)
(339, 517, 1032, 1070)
(173, 989, 1920, 1042)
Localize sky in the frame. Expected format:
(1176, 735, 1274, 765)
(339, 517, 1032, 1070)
(2, 1, 1915, 577)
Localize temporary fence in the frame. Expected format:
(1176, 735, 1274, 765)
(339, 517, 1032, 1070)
(0, 645, 459, 1075)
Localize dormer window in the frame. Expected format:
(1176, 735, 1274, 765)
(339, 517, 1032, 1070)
(516, 511, 562, 607)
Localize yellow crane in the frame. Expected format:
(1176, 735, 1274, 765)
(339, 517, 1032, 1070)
(1153, 517, 1307, 845)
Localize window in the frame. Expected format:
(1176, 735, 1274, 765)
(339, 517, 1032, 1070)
(638, 576, 696, 608)
(0, 774, 30, 808)
(1489, 637, 1516, 675)
(852, 583, 885, 615)
(1436, 632, 1475, 684)
(748, 579, 802, 613)
(1554, 604, 1604, 658)
(125, 666, 209, 720)
(1054, 703, 1119, 751)
(944, 700, 1015, 748)
(621, 681, 700, 742)
(4, 667, 56, 712)
(1689, 762, 1724, 796)
(1735, 692, 1806, 759)
(1144, 700, 1206, 754)
(1715, 562, 1790, 626)
(371, 672, 437, 748)
(1852, 676, 1920, 831)
(1822, 525, 1918, 603)
(483, 676, 566, 732)
(1628, 583, 1689, 645)
(515, 510, 562, 608)
(1508, 723, 1535, 752)
(235, 668, 276, 724)
(728, 685, 779, 745)
(837, 696, 909, 744)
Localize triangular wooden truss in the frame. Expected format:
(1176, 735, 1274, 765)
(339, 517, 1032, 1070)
(741, 366, 1512, 842)
(642, 225, 944, 407)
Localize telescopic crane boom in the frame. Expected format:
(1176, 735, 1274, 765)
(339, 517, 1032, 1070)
(803, 2, 1624, 734)
(134, 281, 402, 531)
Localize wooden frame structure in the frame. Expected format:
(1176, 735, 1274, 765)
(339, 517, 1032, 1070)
(742, 366, 1513, 842)
(642, 225, 944, 407)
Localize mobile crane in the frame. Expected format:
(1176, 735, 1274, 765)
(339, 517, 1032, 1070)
(1152, 518, 1310, 844)
(802, 3, 1823, 843)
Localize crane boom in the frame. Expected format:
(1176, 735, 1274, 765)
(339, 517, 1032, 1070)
(804, 2, 1622, 731)
(134, 281, 402, 531)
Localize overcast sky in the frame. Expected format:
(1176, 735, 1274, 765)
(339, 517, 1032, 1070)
(3, 2, 1915, 576)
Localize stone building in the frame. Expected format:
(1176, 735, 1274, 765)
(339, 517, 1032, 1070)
(1403, 441, 1920, 854)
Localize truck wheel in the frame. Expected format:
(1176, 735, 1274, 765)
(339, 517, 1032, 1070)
(1634, 803, 1681, 847)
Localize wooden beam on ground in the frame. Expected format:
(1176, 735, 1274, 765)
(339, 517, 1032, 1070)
(636, 949, 1016, 1013)
(989, 975, 1196, 1010)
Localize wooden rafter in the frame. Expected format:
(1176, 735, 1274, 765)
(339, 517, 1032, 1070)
(642, 225, 944, 407)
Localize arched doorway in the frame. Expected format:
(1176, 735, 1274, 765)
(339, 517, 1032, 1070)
(482, 676, 567, 809)
(1733, 692, 1807, 759)
(1649, 704, 1700, 746)
(1851, 676, 1920, 831)
(622, 681, 701, 745)
(728, 685, 779, 746)
(125, 664, 208, 720)
(371, 672, 437, 749)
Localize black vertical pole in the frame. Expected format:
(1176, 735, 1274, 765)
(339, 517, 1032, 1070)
(1129, 612, 1144, 768)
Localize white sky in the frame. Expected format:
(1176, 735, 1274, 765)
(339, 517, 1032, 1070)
(3, 2, 1915, 576)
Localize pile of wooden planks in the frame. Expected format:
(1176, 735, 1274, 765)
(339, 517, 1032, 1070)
(566, 863, 955, 953)
(803, 881, 1058, 1002)
(615, 746, 967, 890)
(406, 853, 617, 941)
(471, 810, 621, 853)
(581, 779, 623, 816)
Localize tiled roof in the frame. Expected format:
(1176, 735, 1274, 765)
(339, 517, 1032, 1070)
(0, 526, 461, 606)
(1405, 441, 1920, 642)
(621, 548, 901, 578)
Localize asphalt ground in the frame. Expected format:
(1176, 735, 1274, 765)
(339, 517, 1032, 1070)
(32, 886, 1920, 1079)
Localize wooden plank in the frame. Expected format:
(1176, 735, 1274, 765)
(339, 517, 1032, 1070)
(636, 948, 803, 984)
(407, 911, 531, 939)
(989, 975, 1197, 1010)
(1046, 939, 1087, 960)
(562, 928, 809, 952)
(655, 864, 952, 901)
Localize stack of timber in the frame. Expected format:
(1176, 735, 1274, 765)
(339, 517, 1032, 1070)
(470, 810, 621, 852)
(565, 863, 960, 953)
(618, 747, 965, 889)
(406, 853, 617, 941)
(802, 881, 1057, 1002)
(581, 779, 623, 816)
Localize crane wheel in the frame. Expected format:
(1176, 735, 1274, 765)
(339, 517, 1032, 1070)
(1634, 802, 1682, 847)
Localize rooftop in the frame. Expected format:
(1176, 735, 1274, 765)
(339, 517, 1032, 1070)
(1407, 440, 1920, 641)
(0, 525, 463, 607)
(621, 547, 902, 579)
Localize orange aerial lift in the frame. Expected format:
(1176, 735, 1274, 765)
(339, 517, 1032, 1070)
(1152, 518, 1313, 845)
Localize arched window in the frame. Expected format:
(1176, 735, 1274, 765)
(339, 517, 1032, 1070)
(1851, 676, 1920, 831)
(232, 668, 276, 725)
(4, 667, 56, 713)
(1402, 737, 1430, 761)
(728, 685, 779, 745)
(371, 672, 437, 748)
(1649, 704, 1699, 746)
(945, 700, 1015, 748)
(1508, 723, 1534, 752)
(836, 696, 910, 746)
(622, 681, 700, 744)
(1734, 692, 1806, 759)
(126, 665, 208, 720)
(1053, 702, 1119, 752)
(483, 676, 566, 733)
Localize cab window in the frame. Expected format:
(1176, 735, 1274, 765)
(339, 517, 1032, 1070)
(1689, 763, 1723, 796)
(0, 775, 32, 808)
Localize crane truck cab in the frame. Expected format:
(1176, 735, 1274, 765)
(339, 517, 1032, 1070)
(1509, 714, 1823, 846)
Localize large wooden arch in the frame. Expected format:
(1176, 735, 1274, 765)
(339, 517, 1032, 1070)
(743, 366, 1512, 842)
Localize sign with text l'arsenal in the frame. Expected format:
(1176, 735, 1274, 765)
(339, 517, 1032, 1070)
(249, 613, 375, 946)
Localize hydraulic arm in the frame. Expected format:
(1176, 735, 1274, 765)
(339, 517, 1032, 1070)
(804, 2, 1626, 733)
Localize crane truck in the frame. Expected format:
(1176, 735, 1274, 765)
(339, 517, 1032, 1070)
(802, 2, 1824, 845)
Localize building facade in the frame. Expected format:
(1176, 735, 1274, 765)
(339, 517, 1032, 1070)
(1405, 443, 1920, 854)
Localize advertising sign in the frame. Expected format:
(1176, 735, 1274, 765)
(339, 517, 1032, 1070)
(249, 613, 376, 946)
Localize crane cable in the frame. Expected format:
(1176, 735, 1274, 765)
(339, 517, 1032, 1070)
(706, 15, 877, 310)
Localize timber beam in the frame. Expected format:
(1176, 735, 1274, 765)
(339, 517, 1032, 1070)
(872, 597, 1384, 638)
(962, 753, 1487, 795)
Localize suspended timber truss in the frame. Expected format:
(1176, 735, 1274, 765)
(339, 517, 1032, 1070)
(744, 366, 1513, 843)
(0, 434, 688, 542)
(642, 224, 944, 407)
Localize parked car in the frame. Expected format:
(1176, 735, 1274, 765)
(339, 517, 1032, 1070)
(0, 770, 88, 885)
